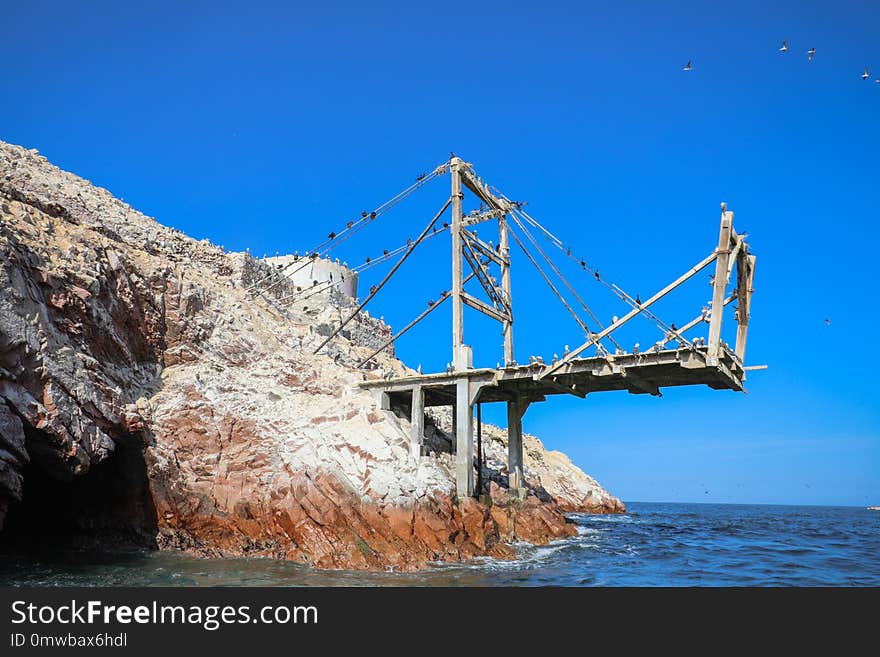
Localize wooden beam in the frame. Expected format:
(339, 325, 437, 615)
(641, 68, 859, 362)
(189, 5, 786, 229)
(462, 208, 506, 227)
(735, 253, 757, 363)
(451, 158, 465, 369)
(461, 227, 507, 266)
(499, 213, 514, 366)
(461, 241, 509, 314)
(542, 376, 587, 399)
(461, 292, 510, 324)
(658, 292, 736, 348)
(708, 206, 735, 361)
(539, 249, 719, 379)
(460, 167, 509, 212)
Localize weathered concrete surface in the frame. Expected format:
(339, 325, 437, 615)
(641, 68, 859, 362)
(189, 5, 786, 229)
(0, 140, 623, 569)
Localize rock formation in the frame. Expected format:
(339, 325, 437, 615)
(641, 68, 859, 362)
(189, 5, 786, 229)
(0, 140, 623, 570)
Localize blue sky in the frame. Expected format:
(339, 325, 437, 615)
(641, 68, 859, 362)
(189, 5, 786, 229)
(3, 0, 878, 506)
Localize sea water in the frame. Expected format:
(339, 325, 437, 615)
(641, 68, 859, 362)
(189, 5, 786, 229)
(1, 503, 877, 586)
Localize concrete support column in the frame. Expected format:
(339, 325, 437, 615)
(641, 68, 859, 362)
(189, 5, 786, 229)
(375, 390, 391, 411)
(450, 402, 456, 454)
(410, 384, 424, 459)
(455, 378, 474, 499)
(507, 398, 525, 496)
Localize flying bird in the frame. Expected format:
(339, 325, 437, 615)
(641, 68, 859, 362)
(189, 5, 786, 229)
(862, 67, 871, 80)
(682, 61, 693, 72)
(825, 317, 831, 325)
(779, 40, 788, 53)
(807, 47, 816, 62)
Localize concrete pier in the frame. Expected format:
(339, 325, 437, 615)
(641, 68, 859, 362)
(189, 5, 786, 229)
(362, 343, 746, 499)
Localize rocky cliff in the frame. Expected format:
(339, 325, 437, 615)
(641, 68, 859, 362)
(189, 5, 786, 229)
(0, 140, 623, 570)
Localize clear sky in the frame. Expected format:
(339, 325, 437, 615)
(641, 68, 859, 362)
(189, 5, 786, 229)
(3, 0, 878, 506)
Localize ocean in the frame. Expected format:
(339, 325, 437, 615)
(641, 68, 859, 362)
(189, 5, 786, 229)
(1, 503, 877, 586)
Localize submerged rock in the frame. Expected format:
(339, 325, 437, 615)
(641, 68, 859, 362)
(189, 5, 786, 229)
(0, 140, 623, 570)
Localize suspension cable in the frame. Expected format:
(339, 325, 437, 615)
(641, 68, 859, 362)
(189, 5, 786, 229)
(355, 271, 478, 368)
(245, 161, 448, 294)
(507, 225, 592, 338)
(507, 211, 622, 351)
(509, 206, 693, 348)
(268, 225, 452, 308)
(312, 198, 451, 355)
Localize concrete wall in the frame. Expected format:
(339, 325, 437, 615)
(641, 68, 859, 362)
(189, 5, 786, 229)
(264, 255, 358, 298)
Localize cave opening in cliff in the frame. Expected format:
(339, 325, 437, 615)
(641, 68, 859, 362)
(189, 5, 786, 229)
(0, 433, 158, 552)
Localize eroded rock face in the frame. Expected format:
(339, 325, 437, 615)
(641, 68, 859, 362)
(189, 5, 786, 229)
(0, 141, 622, 570)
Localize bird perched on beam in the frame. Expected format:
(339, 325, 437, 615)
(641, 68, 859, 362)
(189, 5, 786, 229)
(635, 294, 642, 305)
(328, 231, 336, 239)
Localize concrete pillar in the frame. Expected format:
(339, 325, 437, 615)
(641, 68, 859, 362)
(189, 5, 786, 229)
(455, 378, 474, 498)
(375, 390, 391, 411)
(450, 402, 456, 455)
(507, 398, 525, 496)
(410, 385, 424, 459)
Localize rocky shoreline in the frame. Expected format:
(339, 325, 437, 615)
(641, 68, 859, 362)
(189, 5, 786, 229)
(0, 140, 623, 570)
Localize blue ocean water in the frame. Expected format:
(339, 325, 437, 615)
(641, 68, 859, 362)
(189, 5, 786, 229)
(1, 503, 877, 586)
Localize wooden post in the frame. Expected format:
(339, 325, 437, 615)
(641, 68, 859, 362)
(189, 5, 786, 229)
(735, 253, 757, 363)
(410, 384, 424, 459)
(450, 157, 465, 370)
(506, 398, 527, 497)
(499, 212, 514, 365)
(707, 204, 734, 363)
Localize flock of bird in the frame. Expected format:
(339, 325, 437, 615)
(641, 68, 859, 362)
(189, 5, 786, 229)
(683, 40, 879, 83)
